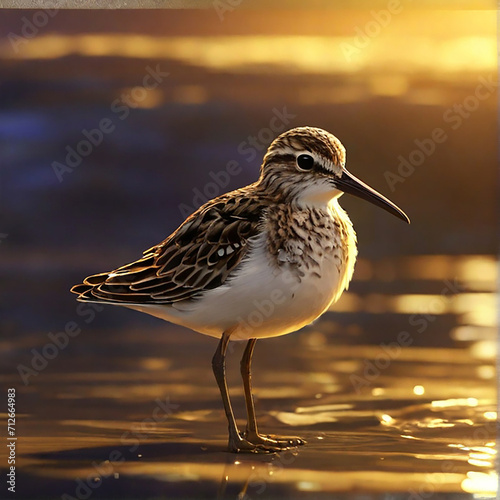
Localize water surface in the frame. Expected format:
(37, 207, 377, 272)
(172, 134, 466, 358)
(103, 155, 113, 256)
(2, 255, 496, 499)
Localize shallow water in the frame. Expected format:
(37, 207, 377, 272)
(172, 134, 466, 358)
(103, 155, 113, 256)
(2, 254, 496, 499)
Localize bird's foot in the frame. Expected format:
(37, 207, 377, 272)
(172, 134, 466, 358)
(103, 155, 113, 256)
(228, 435, 275, 454)
(228, 431, 305, 453)
(241, 430, 305, 451)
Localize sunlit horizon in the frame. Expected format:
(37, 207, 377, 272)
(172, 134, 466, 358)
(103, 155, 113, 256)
(2, 33, 495, 77)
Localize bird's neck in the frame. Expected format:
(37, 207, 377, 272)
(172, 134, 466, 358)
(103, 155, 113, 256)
(295, 189, 344, 211)
(254, 177, 344, 213)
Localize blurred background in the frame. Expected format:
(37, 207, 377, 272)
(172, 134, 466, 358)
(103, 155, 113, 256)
(0, 5, 497, 499)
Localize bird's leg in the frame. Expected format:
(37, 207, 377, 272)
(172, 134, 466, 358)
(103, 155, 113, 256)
(240, 338, 306, 450)
(240, 339, 259, 436)
(212, 330, 267, 453)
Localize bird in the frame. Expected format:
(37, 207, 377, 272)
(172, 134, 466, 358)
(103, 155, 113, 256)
(71, 126, 409, 454)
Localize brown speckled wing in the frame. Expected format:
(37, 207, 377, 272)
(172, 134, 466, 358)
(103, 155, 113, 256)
(71, 191, 265, 305)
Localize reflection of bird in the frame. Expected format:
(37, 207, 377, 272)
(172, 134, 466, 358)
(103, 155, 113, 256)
(71, 126, 409, 453)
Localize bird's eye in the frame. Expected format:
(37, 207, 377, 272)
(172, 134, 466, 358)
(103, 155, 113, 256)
(296, 154, 314, 171)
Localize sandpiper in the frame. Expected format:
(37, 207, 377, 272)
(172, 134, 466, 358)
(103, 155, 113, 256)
(71, 126, 409, 453)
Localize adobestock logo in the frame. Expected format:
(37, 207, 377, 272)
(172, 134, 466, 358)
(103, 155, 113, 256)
(178, 106, 296, 218)
(7, 4, 59, 53)
(384, 74, 497, 192)
(52, 64, 169, 183)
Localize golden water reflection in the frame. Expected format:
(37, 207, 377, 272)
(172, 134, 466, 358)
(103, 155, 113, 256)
(352, 254, 497, 285)
(2, 31, 495, 77)
(6, 254, 497, 497)
(333, 256, 498, 337)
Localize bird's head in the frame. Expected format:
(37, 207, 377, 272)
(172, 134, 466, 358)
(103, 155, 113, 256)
(259, 126, 409, 223)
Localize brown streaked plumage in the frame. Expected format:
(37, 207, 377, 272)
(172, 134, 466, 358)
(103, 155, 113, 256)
(72, 189, 265, 305)
(266, 204, 349, 279)
(71, 126, 409, 453)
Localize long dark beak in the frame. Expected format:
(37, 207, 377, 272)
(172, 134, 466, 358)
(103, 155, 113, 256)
(336, 169, 410, 224)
